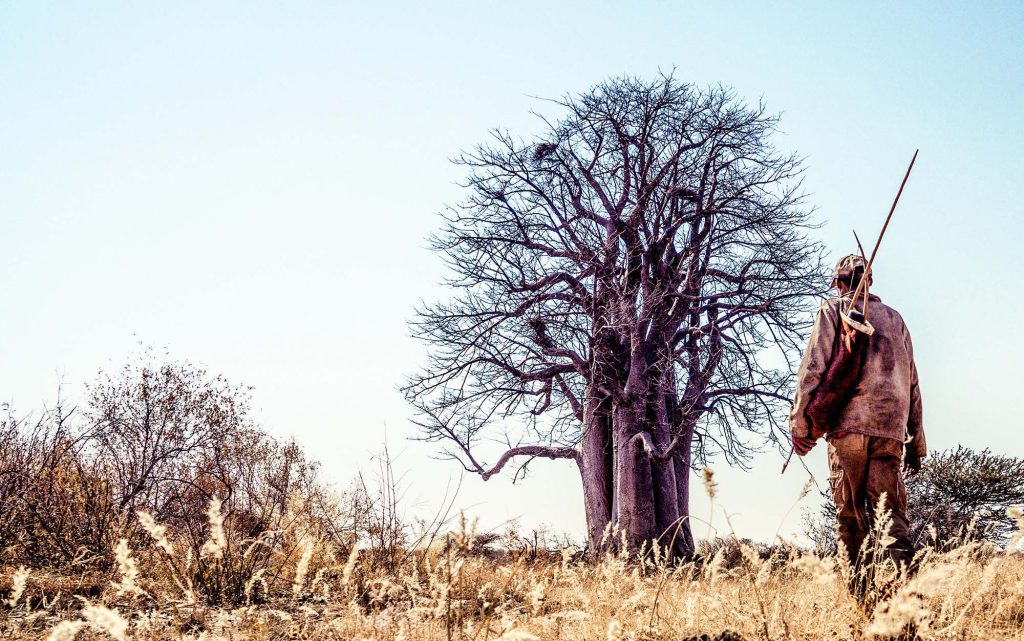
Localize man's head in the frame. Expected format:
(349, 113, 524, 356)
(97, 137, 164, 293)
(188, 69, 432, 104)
(832, 254, 872, 292)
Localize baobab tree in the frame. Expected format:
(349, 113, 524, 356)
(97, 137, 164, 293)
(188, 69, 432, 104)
(405, 75, 826, 556)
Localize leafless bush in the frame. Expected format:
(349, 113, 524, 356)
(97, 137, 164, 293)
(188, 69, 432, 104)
(0, 353, 343, 590)
(695, 536, 798, 570)
(0, 398, 117, 568)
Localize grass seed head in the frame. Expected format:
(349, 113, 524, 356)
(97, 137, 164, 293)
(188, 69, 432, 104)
(702, 467, 718, 501)
(46, 620, 85, 641)
(81, 602, 129, 641)
(111, 539, 143, 597)
(137, 511, 174, 555)
(200, 496, 227, 560)
(5, 566, 29, 608)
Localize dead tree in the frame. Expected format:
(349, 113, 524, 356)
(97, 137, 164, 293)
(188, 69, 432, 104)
(405, 75, 826, 557)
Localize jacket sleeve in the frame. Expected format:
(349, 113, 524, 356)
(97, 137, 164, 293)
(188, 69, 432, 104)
(904, 326, 926, 457)
(789, 302, 838, 439)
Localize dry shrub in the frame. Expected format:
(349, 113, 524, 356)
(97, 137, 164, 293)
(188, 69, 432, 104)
(695, 537, 798, 571)
(0, 353, 348, 588)
(0, 400, 118, 569)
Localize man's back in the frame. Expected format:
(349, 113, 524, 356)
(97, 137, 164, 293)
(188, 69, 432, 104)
(791, 292, 925, 458)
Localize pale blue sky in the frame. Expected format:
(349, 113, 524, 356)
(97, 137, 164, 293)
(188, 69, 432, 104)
(3, 2, 1023, 542)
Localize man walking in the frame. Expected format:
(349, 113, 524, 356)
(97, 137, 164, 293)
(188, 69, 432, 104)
(789, 255, 926, 568)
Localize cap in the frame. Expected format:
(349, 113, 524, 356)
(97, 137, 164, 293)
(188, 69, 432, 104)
(832, 254, 872, 286)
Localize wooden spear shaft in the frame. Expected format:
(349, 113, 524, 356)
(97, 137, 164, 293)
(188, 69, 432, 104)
(853, 230, 871, 319)
(781, 447, 795, 474)
(850, 149, 919, 305)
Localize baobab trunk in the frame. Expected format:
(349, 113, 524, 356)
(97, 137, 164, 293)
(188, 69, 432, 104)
(613, 430, 694, 558)
(651, 446, 684, 553)
(579, 392, 613, 552)
(600, 382, 697, 559)
(611, 400, 660, 551)
(665, 387, 696, 557)
(672, 430, 696, 555)
(649, 380, 690, 557)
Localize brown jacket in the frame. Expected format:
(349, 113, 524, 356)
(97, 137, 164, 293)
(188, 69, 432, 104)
(789, 293, 926, 457)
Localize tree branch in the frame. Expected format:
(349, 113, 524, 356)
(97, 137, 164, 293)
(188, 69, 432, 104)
(476, 445, 581, 481)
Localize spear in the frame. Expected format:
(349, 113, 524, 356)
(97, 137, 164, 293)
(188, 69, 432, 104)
(850, 149, 919, 309)
(853, 229, 870, 319)
(781, 442, 796, 474)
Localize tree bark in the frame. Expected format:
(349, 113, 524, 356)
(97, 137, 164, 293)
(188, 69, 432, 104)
(646, 385, 682, 554)
(651, 446, 683, 553)
(672, 430, 696, 555)
(612, 401, 659, 552)
(666, 385, 696, 557)
(579, 390, 613, 553)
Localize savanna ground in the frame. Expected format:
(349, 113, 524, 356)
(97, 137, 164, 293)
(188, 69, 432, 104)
(4, 492, 1024, 641)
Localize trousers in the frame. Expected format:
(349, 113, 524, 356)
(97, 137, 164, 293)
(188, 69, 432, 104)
(827, 432, 913, 567)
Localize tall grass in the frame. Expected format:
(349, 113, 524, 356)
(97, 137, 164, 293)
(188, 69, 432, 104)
(3, 486, 1023, 641)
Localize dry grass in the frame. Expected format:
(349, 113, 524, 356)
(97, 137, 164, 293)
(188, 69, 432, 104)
(3, 506, 1024, 641)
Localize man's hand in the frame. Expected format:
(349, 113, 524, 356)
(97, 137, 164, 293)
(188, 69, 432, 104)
(904, 452, 923, 475)
(792, 435, 817, 457)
